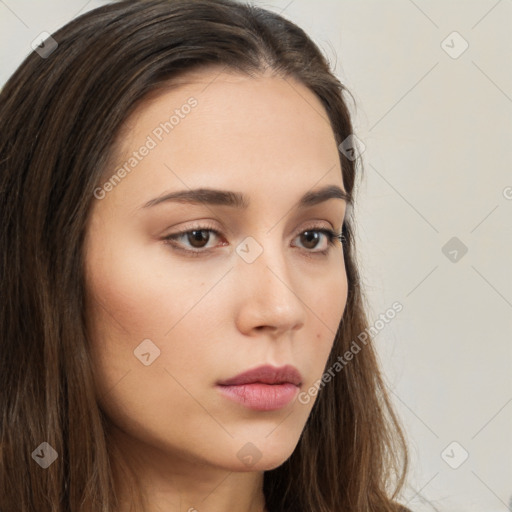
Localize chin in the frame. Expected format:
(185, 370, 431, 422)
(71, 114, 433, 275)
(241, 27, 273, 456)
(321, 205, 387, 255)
(225, 436, 299, 473)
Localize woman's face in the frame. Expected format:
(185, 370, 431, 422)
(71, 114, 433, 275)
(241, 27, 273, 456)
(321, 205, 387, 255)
(84, 68, 349, 473)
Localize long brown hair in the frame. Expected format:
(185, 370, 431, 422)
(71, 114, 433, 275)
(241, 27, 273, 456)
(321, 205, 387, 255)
(0, 1, 409, 510)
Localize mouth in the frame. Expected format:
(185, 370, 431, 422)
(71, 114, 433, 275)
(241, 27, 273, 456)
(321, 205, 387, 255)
(216, 364, 302, 411)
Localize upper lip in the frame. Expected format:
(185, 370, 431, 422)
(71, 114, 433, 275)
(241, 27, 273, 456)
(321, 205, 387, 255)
(217, 364, 302, 386)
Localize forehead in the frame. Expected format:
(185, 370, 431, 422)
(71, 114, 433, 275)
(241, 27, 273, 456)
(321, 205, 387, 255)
(99, 69, 344, 212)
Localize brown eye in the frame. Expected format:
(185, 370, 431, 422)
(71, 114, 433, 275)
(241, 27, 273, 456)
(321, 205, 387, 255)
(186, 230, 211, 248)
(162, 225, 222, 254)
(300, 230, 322, 250)
(293, 228, 340, 254)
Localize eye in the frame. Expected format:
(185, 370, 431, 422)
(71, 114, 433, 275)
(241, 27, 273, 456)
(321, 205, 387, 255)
(162, 222, 224, 257)
(162, 222, 345, 258)
(294, 228, 343, 255)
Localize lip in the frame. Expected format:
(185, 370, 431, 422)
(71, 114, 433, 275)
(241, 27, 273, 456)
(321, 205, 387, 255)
(216, 364, 302, 411)
(217, 364, 303, 386)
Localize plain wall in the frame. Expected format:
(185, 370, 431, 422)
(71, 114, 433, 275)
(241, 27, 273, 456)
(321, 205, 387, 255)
(1, 1, 511, 511)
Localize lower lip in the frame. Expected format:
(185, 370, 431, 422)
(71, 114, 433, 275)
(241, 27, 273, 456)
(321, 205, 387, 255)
(217, 383, 299, 411)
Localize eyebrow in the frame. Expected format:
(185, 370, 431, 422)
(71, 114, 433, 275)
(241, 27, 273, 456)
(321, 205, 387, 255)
(141, 184, 351, 210)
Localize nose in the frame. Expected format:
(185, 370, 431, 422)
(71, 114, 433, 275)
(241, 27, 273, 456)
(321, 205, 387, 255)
(233, 238, 306, 337)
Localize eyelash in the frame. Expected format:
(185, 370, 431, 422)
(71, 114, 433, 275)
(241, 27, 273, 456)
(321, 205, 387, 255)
(162, 222, 346, 259)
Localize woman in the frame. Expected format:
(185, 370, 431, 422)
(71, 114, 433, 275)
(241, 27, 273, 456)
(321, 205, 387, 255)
(0, 1, 410, 510)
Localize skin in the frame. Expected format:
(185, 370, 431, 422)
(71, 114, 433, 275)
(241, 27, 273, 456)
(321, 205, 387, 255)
(83, 67, 349, 512)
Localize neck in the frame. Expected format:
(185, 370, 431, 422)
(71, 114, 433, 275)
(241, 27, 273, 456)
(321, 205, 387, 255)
(109, 424, 268, 512)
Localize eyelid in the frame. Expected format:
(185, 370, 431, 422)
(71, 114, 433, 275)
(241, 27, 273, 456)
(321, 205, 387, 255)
(163, 219, 335, 241)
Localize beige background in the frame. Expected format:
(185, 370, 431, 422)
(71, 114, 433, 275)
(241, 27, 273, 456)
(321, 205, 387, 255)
(1, 1, 511, 511)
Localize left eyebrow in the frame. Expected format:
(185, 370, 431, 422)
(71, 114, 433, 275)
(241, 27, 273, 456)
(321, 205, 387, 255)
(141, 184, 352, 210)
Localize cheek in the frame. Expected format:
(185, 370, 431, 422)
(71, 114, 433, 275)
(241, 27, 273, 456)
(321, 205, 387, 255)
(307, 264, 348, 371)
(85, 232, 215, 339)
(315, 258, 348, 328)
(83, 252, 226, 451)
(83, 233, 229, 403)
